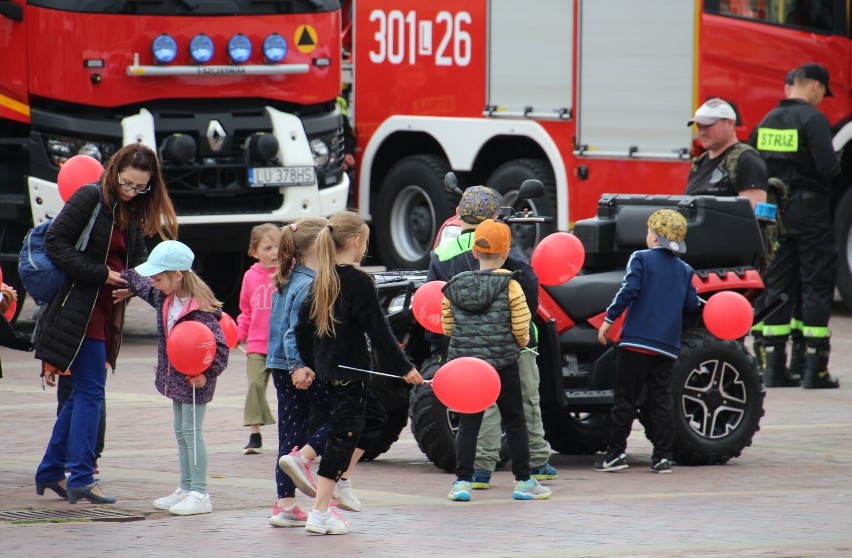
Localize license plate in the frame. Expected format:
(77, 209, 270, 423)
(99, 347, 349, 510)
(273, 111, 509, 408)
(248, 166, 316, 187)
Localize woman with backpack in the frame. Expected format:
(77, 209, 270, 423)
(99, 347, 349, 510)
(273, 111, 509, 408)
(34, 143, 178, 504)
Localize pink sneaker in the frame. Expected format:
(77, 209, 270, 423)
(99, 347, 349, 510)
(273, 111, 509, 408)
(278, 447, 317, 497)
(269, 501, 308, 527)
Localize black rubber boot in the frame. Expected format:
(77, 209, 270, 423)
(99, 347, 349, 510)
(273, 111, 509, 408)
(802, 340, 839, 389)
(788, 331, 806, 384)
(763, 336, 801, 387)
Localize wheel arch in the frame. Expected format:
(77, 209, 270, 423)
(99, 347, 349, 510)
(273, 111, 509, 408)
(358, 116, 569, 230)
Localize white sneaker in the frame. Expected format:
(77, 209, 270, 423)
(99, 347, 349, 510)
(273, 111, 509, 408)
(333, 478, 362, 512)
(168, 491, 212, 516)
(153, 488, 189, 510)
(305, 507, 349, 535)
(278, 450, 316, 497)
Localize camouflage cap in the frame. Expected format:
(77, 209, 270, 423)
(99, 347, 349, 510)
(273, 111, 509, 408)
(648, 209, 687, 254)
(458, 186, 501, 224)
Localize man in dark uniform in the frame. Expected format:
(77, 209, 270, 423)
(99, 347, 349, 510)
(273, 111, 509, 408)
(751, 63, 841, 389)
(686, 98, 767, 208)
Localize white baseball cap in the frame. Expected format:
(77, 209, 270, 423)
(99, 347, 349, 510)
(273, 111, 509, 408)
(687, 98, 737, 126)
(135, 240, 195, 276)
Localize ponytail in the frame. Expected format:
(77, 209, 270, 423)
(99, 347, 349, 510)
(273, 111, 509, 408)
(274, 217, 327, 289)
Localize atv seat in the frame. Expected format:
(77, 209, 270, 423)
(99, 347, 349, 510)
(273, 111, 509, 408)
(542, 270, 625, 322)
(574, 194, 764, 272)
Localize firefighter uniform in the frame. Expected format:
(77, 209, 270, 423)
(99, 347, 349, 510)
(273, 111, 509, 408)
(753, 96, 840, 388)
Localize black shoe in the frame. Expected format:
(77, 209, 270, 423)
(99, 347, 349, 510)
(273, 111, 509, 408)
(651, 458, 673, 474)
(36, 479, 68, 500)
(68, 483, 116, 504)
(244, 433, 263, 454)
(594, 452, 628, 472)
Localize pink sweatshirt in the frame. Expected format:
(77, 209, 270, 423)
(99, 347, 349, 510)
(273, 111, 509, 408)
(236, 262, 276, 354)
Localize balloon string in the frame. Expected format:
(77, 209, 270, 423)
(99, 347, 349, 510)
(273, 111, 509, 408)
(338, 364, 432, 384)
(192, 385, 197, 466)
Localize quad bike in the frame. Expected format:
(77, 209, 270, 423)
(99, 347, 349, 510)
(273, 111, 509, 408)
(364, 181, 769, 472)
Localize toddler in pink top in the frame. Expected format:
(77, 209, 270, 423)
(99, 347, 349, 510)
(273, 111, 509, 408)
(237, 223, 281, 454)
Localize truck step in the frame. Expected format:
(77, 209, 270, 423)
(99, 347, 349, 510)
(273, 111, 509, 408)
(562, 389, 614, 408)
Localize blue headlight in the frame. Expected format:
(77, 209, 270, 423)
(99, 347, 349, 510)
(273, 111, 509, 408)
(262, 33, 287, 63)
(151, 34, 178, 64)
(189, 34, 214, 64)
(227, 33, 252, 64)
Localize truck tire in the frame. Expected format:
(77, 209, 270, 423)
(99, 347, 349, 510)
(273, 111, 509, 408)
(486, 159, 557, 259)
(542, 411, 609, 455)
(375, 155, 454, 270)
(409, 358, 456, 472)
(834, 190, 852, 312)
(669, 329, 764, 465)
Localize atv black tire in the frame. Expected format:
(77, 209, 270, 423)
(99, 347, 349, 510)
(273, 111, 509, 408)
(360, 405, 409, 462)
(542, 410, 609, 455)
(668, 329, 764, 465)
(409, 358, 457, 473)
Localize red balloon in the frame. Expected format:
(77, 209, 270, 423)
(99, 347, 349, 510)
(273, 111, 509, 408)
(703, 291, 754, 341)
(431, 357, 501, 414)
(167, 321, 217, 376)
(412, 280, 446, 334)
(531, 232, 585, 286)
(58, 155, 103, 202)
(219, 312, 239, 349)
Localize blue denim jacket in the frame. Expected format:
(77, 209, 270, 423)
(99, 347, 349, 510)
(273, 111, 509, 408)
(266, 265, 315, 372)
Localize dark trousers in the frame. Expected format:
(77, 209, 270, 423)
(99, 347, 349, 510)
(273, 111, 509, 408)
(609, 348, 675, 461)
(57, 374, 106, 459)
(316, 379, 387, 482)
(36, 338, 106, 489)
(763, 196, 837, 329)
(272, 369, 333, 499)
(455, 361, 530, 482)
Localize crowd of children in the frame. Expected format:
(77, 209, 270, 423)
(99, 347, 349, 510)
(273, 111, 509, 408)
(32, 174, 703, 532)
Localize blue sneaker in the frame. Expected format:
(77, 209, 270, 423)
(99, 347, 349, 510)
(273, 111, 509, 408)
(512, 478, 551, 500)
(530, 462, 558, 481)
(448, 481, 472, 501)
(471, 470, 491, 490)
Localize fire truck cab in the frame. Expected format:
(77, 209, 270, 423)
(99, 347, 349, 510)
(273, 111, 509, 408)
(348, 0, 852, 309)
(0, 0, 348, 315)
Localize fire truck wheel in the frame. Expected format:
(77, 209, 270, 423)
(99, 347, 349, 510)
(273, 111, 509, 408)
(667, 329, 764, 465)
(409, 357, 457, 472)
(541, 410, 609, 455)
(834, 189, 852, 312)
(375, 155, 454, 270)
(486, 159, 557, 259)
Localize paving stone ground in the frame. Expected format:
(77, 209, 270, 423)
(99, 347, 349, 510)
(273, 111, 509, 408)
(1, 298, 851, 557)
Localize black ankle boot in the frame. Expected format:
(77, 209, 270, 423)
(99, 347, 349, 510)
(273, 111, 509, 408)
(763, 337, 800, 387)
(802, 341, 839, 389)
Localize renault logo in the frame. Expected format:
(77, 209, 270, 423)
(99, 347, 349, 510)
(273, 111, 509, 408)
(206, 120, 227, 152)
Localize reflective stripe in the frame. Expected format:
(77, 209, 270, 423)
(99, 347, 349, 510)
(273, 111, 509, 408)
(790, 318, 803, 331)
(763, 324, 791, 336)
(756, 127, 798, 152)
(802, 326, 830, 338)
(336, 96, 349, 117)
(751, 320, 764, 333)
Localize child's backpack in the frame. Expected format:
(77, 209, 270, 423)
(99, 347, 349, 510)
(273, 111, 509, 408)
(18, 185, 102, 305)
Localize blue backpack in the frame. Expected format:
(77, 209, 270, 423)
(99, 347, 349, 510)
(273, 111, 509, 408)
(18, 186, 102, 305)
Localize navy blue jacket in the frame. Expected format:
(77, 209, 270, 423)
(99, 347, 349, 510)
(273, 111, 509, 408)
(605, 247, 701, 359)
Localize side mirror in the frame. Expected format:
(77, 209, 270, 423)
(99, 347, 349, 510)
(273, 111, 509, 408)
(443, 172, 463, 196)
(513, 179, 544, 210)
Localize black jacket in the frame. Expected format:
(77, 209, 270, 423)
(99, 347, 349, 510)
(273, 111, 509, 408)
(33, 184, 147, 371)
(750, 98, 840, 196)
(295, 264, 412, 382)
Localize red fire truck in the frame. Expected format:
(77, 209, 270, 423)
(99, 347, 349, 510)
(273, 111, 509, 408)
(0, 0, 347, 316)
(347, 0, 852, 309)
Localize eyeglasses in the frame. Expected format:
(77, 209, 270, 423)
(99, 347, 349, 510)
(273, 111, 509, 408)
(118, 175, 151, 194)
